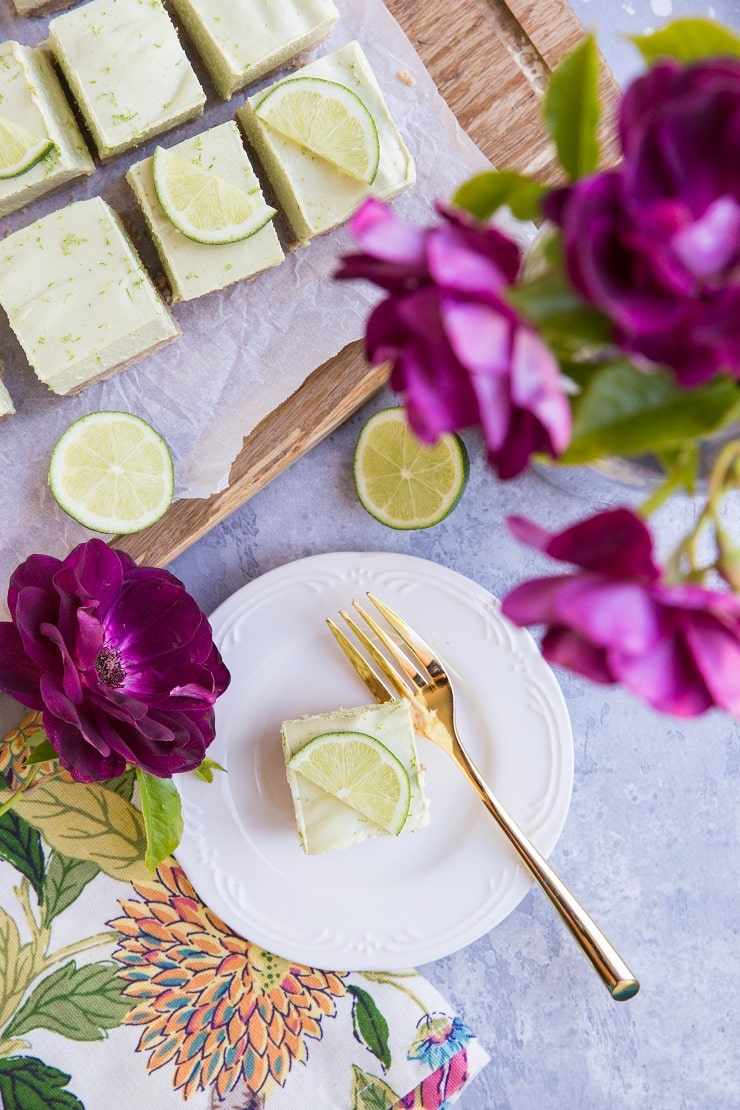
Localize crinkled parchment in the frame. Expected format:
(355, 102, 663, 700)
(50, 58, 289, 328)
(0, 0, 522, 608)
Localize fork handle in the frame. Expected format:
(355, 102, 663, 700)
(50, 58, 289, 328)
(458, 745, 639, 1000)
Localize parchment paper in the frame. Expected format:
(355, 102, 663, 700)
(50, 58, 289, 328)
(0, 0, 512, 608)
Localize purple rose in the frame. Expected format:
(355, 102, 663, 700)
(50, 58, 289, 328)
(545, 58, 740, 386)
(0, 539, 230, 782)
(501, 508, 740, 718)
(337, 199, 572, 479)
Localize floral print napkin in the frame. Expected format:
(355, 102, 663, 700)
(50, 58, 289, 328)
(0, 713, 489, 1109)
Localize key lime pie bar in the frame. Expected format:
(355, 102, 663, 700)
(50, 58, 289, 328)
(47, 0, 206, 160)
(0, 196, 179, 395)
(0, 41, 94, 219)
(127, 121, 283, 302)
(170, 0, 339, 100)
(237, 40, 415, 245)
(282, 700, 430, 855)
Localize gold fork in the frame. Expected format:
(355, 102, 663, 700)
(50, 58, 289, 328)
(328, 593, 639, 1001)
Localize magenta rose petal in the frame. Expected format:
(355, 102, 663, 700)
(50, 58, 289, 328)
(541, 627, 615, 685)
(611, 636, 714, 718)
(684, 615, 740, 716)
(554, 578, 663, 653)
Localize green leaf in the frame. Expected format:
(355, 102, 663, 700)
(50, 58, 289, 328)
(628, 18, 740, 65)
(135, 769, 183, 872)
(561, 362, 740, 464)
(15, 778, 149, 883)
(0, 810, 45, 905)
(544, 33, 601, 179)
(0, 1056, 84, 1110)
(102, 767, 136, 802)
(348, 986, 391, 1071)
(42, 852, 100, 928)
(452, 170, 546, 221)
(350, 1064, 400, 1110)
(5, 961, 129, 1042)
(505, 270, 613, 354)
(24, 740, 59, 766)
(191, 757, 226, 784)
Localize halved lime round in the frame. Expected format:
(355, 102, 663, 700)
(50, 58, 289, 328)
(353, 407, 469, 529)
(48, 411, 174, 534)
(288, 730, 411, 835)
(255, 76, 380, 184)
(152, 146, 276, 245)
(0, 115, 54, 179)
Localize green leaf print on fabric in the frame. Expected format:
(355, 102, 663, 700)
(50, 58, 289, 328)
(5, 961, 130, 1042)
(0, 812, 45, 906)
(348, 986, 392, 1071)
(0, 1055, 84, 1109)
(42, 854, 100, 929)
(350, 1064, 399, 1110)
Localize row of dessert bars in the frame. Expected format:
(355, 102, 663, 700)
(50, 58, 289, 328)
(0, 1, 415, 410)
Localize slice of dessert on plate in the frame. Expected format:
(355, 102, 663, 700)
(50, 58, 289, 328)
(127, 120, 284, 302)
(282, 699, 430, 855)
(46, 0, 206, 160)
(0, 40, 94, 219)
(0, 196, 179, 396)
(170, 0, 339, 99)
(238, 40, 415, 245)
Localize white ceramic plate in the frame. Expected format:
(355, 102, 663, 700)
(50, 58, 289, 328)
(175, 552, 574, 970)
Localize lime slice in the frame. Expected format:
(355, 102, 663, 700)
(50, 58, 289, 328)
(152, 146, 276, 245)
(255, 76, 380, 184)
(48, 411, 175, 534)
(288, 730, 411, 835)
(0, 115, 54, 179)
(353, 407, 469, 530)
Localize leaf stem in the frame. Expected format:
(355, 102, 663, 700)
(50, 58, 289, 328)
(358, 971, 428, 1013)
(43, 931, 119, 972)
(0, 767, 38, 818)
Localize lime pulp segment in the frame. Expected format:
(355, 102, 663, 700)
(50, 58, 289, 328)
(255, 76, 380, 184)
(48, 410, 174, 534)
(353, 407, 469, 530)
(152, 146, 276, 245)
(288, 730, 412, 835)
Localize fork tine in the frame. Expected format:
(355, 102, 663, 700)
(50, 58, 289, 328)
(367, 592, 442, 676)
(352, 600, 428, 691)
(339, 608, 414, 700)
(326, 618, 393, 704)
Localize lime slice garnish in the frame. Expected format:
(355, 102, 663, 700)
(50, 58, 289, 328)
(0, 115, 54, 180)
(48, 411, 175, 535)
(152, 145, 276, 245)
(255, 76, 380, 184)
(353, 407, 469, 530)
(288, 730, 411, 835)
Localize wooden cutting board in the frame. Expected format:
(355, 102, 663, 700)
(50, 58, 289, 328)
(116, 0, 619, 568)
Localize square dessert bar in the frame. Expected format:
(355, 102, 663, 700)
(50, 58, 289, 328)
(127, 121, 284, 302)
(238, 40, 415, 245)
(0, 196, 179, 396)
(0, 41, 94, 219)
(13, 0, 81, 14)
(282, 700, 430, 856)
(170, 0, 339, 99)
(47, 0, 206, 160)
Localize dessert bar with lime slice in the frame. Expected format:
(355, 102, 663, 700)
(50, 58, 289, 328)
(0, 40, 93, 219)
(282, 700, 430, 855)
(354, 408, 469, 529)
(238, 40, 415, 245)
(47, 0, 205, 161)
(49, 411, 175, 534)
(170, 0, 339, 100)
(0, 197, 179, 396)
(127, 122, 283, 302)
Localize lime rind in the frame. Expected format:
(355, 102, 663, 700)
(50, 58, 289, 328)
(152, 146, 276, 245)
(353, 407, 469, 530)
(255, 76, 380, 185)
(0, 115, 55, 180)
(48, 410, 174, 535)
(288, 729, 412, 835)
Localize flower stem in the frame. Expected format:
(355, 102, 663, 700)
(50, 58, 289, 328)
(0, 767, 38, 818)
(42, 931, 118, 971)
(359, 971, 428, 1012)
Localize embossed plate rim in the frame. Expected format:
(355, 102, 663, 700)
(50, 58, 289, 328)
(174, 551, 574, 970)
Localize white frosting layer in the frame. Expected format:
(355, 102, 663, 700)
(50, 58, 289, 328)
(0, 196, 179, 395)
(238, 40, 415, 244)
(282, 699, 430, 856)
(47, 0, 205, 159)
(0, 41, 94, 218)
(170, 0, 339, 98)
(127, 120, 283, 302)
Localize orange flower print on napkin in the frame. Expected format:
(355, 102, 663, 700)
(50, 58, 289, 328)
(109, 861, 348, 1102)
